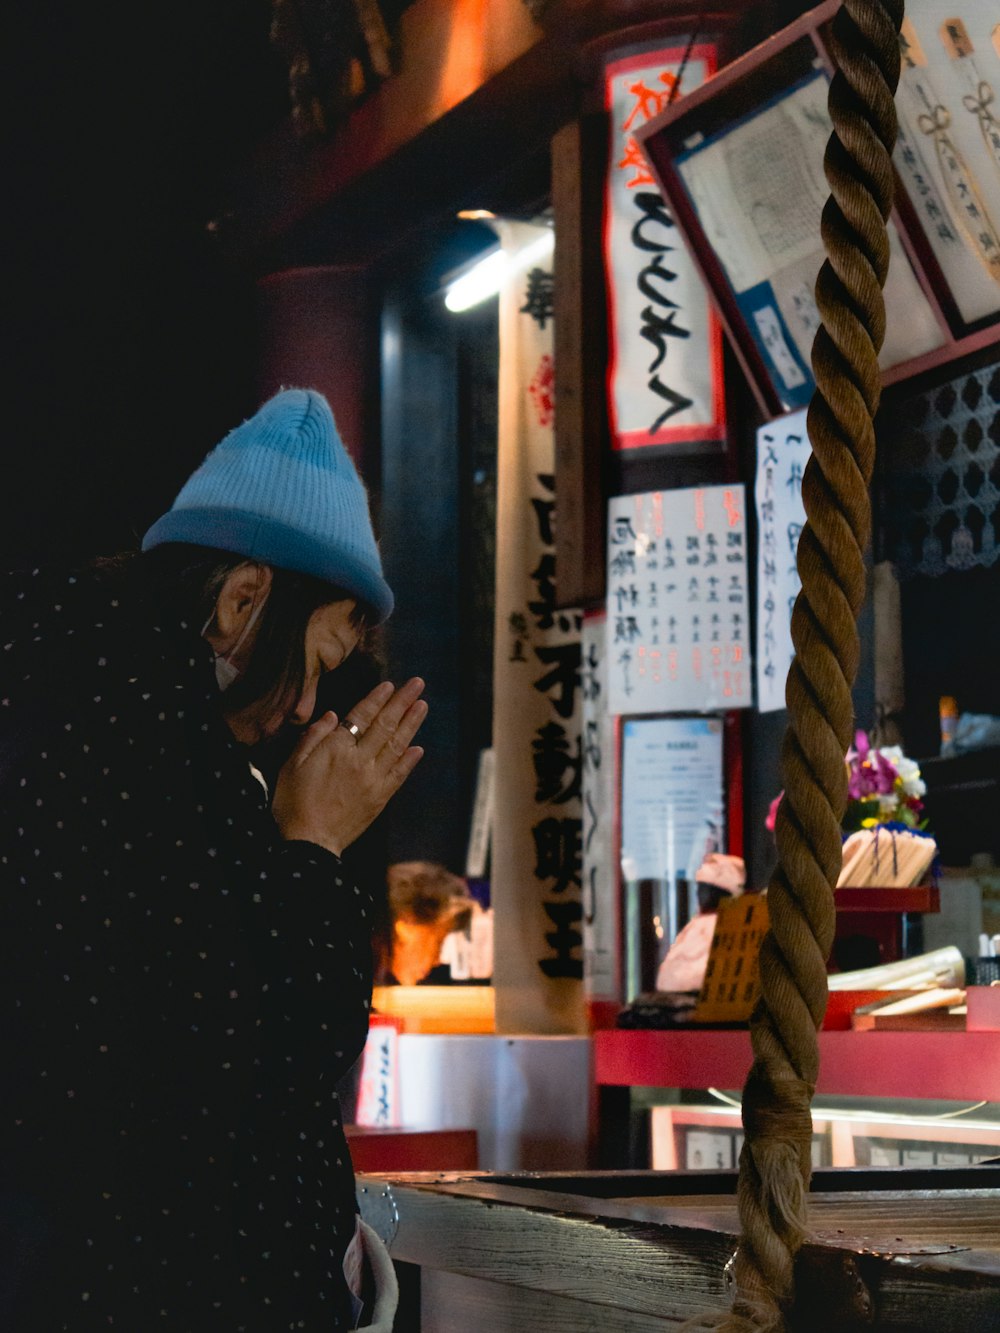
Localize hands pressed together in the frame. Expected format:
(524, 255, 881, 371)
(272, 677, 427, 857)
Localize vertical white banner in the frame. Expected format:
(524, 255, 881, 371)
(581, 612, 620, 1004)
(465, 747, 495, 879)
(755, 410, 809, 712)
(492, 221, 586, 1034)
(605, 485, 752, 715)
(604, 44, 725, 450)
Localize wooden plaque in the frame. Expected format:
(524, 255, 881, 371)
(691, 892, 768, 1023)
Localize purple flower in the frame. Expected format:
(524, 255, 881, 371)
(873, 750, 898, 794)
(847, 730, 900, 800)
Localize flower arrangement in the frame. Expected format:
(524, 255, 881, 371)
(844, 730, 927, 833)
(765, 731, 928, 836)
(765, 733, 936, 888)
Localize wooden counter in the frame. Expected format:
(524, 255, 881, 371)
(357, 1166, 1000, 1331)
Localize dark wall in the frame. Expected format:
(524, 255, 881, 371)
(377, 226, 500, 871)
(256, 267, 379, 475)
(3, 1, 288, 567)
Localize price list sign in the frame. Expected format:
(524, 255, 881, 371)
(606, 485, 752, 716)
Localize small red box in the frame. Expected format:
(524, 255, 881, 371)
(822, 990, 901, 1031)
(967, 986, 1000, 1032)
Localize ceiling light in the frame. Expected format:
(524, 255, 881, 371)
(444, 228, 554, 313)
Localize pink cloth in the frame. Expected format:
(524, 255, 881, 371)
(695, 852, 746, 895)
(656, 913, 719, 993)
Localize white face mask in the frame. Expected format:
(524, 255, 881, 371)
(202, 598, 265, 692)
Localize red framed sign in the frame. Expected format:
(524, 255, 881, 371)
(603, 43, 727, 452)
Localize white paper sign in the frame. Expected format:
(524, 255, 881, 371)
(606, 485, 752, 715)
(755, 410, 809, 712)
(355, 1018, 400, 1128)
(581, 612, 619, 1002)
(604, 45, 725, 449)
(465, 747, 495, 879)
(620, 715, 725, 885)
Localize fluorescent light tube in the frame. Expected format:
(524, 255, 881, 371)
(444, 229, 554, 313)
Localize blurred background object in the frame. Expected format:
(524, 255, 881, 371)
(383, 861, 492, 985)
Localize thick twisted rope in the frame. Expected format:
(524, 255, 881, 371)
(692, 3, 904, 1328)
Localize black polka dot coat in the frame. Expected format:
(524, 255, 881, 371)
(0, 564, 372, 1330)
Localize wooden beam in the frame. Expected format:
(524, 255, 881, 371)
(217, 0, 545, 261)
(552, 117, 610, 609)
(216, 2, 761, 266)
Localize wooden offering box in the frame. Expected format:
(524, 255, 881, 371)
(358, 1166, 1000, 1331)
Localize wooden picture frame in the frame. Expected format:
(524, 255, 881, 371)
(636, 0, 1000, 421)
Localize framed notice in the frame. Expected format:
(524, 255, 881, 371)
(620, 715, 725, 887)
(670, 66, 940, 412)
(606, 485, 752, 716)
(620, 714, 725, 991)
(634, 1, 997, 420)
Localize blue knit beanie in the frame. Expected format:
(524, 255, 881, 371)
(142, 388, 394, 622)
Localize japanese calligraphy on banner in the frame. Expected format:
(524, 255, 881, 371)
(895, 6, 1000, 325)
(581, 612, 620, 1004)
(755, 410, 808, 713)
(492, 220, 586, 1035)
(606, 485, 752, 715)
(604, 45, 726, 450)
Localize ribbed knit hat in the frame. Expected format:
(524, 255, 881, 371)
(142, 388, 394, 622)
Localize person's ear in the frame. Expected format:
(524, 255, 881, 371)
(210, 563, 273, 649)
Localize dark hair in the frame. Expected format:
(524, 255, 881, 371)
(137, 544, 375, 717)
(696, 883, 730, 914)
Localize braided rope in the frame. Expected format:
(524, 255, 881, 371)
(696, 3, 904, 1328)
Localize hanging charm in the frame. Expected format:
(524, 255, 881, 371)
(962, 82, 1000, 178)
(915, 98, 1000, 282)
(940, 16, 1000, 185)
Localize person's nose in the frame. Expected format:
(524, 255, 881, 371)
(291, 676, 319, 726)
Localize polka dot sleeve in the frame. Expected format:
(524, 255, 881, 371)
(252, 840, 374, 1071)
(0, 566, 371, 1330)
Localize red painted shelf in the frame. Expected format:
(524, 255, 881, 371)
(347, 1126, 478, 1173)
(594, 1027, 1000, 1102)
(834, 885, 939, 914)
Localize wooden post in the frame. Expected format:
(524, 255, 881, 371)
(552, 117, 610, 611)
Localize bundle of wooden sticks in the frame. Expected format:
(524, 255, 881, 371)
(837, 826, 937, 889)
